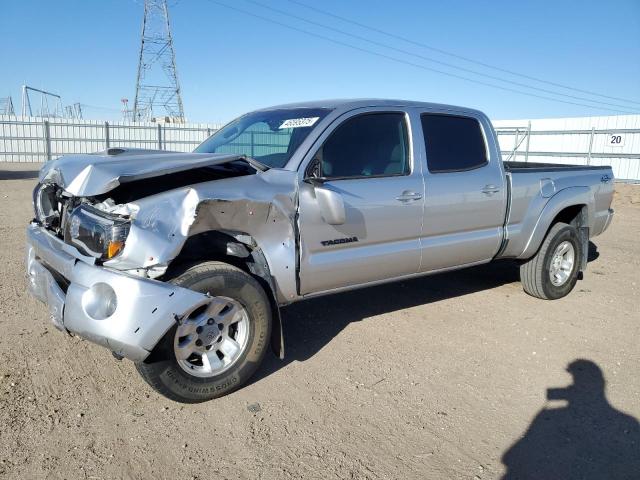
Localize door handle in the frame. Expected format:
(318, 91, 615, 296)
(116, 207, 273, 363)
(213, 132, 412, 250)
(395, 191, 423, 202)
(481, 185, 500, 195)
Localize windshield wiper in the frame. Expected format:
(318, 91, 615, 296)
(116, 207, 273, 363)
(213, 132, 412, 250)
(241, 155, 271, 172)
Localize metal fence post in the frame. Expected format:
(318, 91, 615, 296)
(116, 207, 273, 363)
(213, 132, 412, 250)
(157, 123, 163, 150)
(513, 128, 520, 161)
(525, 121, 531, 163)
(43, 119, 51, 161)
(587, 127, 595, 165)
(104, 121, 110, 149)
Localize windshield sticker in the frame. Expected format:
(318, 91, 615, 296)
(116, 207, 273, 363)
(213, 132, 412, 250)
(278, 117, 320, 129)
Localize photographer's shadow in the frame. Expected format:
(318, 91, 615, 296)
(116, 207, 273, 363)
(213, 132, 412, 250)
(502, 360, 640, 479)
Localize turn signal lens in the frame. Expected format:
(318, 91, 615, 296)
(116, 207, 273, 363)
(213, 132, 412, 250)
(107, 240, 125, 259)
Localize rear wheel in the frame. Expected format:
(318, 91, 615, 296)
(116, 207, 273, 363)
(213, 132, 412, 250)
(520, 222, 582, 300)
(135, 261, 272, 403)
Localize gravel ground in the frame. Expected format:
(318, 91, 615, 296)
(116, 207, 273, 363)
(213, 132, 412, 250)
(0, 162, 638, 480)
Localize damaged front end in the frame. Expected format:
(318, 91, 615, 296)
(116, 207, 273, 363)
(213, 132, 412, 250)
(26, 224, 212, 361)
(28, 148, 299, 361)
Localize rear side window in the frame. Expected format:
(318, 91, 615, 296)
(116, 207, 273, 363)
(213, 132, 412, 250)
(421, 114, 487, 173)
(318, 113, 409, 179)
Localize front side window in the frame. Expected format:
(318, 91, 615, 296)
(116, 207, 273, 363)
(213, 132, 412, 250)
(195, 108, 331, 168)
(421, 114, 488, 173)
(314, 113, 409, 179)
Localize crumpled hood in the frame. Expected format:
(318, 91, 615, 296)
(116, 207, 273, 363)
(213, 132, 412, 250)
(39, 149, 246, 196)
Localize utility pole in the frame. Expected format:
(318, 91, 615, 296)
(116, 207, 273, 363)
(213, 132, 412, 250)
(133, 0, 185, 123)
(121, 98, 134, 121)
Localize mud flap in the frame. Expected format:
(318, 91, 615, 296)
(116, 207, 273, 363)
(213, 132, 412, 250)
(573, 207, 589, 273)
(242, 243, 285, 360)
(271, 307, 285, 360)
(578, 226, 589, 276)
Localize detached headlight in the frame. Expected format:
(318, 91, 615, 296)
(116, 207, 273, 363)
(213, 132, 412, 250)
(65, 205, 130, 260)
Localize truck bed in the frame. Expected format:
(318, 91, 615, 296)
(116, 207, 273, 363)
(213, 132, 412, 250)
(497, 160, 614, 260)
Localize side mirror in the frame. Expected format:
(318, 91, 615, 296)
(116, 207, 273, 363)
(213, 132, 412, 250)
(314, 184, 346, 225)
(303, 158, 345, 225)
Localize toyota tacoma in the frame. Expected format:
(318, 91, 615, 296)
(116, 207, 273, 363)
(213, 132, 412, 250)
(26, 99, 615, 402)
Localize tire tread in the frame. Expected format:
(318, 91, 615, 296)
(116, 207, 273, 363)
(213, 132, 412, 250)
(135, 261, 271, 403)
(520, 222, 573, 300)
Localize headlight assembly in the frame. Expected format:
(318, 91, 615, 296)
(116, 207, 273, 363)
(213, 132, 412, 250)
(65, 204, 130, 260)
(33, 183, 60, 227)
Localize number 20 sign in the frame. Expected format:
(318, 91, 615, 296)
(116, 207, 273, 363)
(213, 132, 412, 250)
(608, 134, 625, 147)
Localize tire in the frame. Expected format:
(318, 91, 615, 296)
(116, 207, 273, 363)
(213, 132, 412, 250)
(135, 261, 272, 403)
(520, 222, 582, 300)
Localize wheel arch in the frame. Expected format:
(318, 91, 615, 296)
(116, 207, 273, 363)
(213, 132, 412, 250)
(519, 186, 593, 268)
(166, 229, 285, 359)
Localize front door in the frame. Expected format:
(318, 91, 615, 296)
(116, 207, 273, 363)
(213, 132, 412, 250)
(298, 111, 424, 294)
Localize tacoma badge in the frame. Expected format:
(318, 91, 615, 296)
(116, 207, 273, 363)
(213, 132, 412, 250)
(321, 236, 359, 246)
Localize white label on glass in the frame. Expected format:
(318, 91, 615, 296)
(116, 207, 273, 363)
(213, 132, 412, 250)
(279, 117, 319, 129)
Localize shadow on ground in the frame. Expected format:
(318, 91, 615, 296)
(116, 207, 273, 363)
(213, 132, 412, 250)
(255, 242, 601, 383)
(0, 170, 39, 180)
(253, 245, 640, 478)
(253, 259, 521, 384)
(501, 359, 640, 480)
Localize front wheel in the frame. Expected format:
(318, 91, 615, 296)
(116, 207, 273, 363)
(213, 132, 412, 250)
(135, 261, 272, 403)
(520, 222, 582, 300)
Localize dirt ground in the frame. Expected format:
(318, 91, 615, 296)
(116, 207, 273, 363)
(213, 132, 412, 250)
(0, 162, 638, 480)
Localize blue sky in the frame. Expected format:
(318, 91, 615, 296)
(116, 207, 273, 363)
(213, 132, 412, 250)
(1, 0, 639, 123)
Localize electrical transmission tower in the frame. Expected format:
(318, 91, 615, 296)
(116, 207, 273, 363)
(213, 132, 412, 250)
(0, 96, 15, 116)
(64, 103, 83, 120)
(133, 0, 185, 123)
(21, 85, 64, 118)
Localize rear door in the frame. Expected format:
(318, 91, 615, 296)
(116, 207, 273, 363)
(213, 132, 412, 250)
(297, 109, 424, 294)
(417, 112, 507, 271)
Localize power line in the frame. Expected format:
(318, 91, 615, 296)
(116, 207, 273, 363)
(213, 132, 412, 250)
(204, 0, 637, 114)
(245, 0, 634, 112)
(79, 103, 122, 112)
(286, 0, 640, 107)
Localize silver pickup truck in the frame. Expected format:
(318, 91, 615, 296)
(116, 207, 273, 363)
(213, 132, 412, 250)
(26, 99, 614, 402)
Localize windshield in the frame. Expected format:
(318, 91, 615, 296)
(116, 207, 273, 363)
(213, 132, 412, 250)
(194, 108, 332, 168)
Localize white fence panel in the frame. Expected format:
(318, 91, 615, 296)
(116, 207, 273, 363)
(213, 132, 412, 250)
(493, 114, 640, 182)
(1, 114, 639, 181)
(0, 115, 220, 162)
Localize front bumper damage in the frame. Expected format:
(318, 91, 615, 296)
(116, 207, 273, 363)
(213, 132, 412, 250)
(26, 223, 211, 362)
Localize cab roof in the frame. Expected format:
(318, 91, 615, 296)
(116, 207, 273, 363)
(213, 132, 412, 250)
(254, 98, 485, 117)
